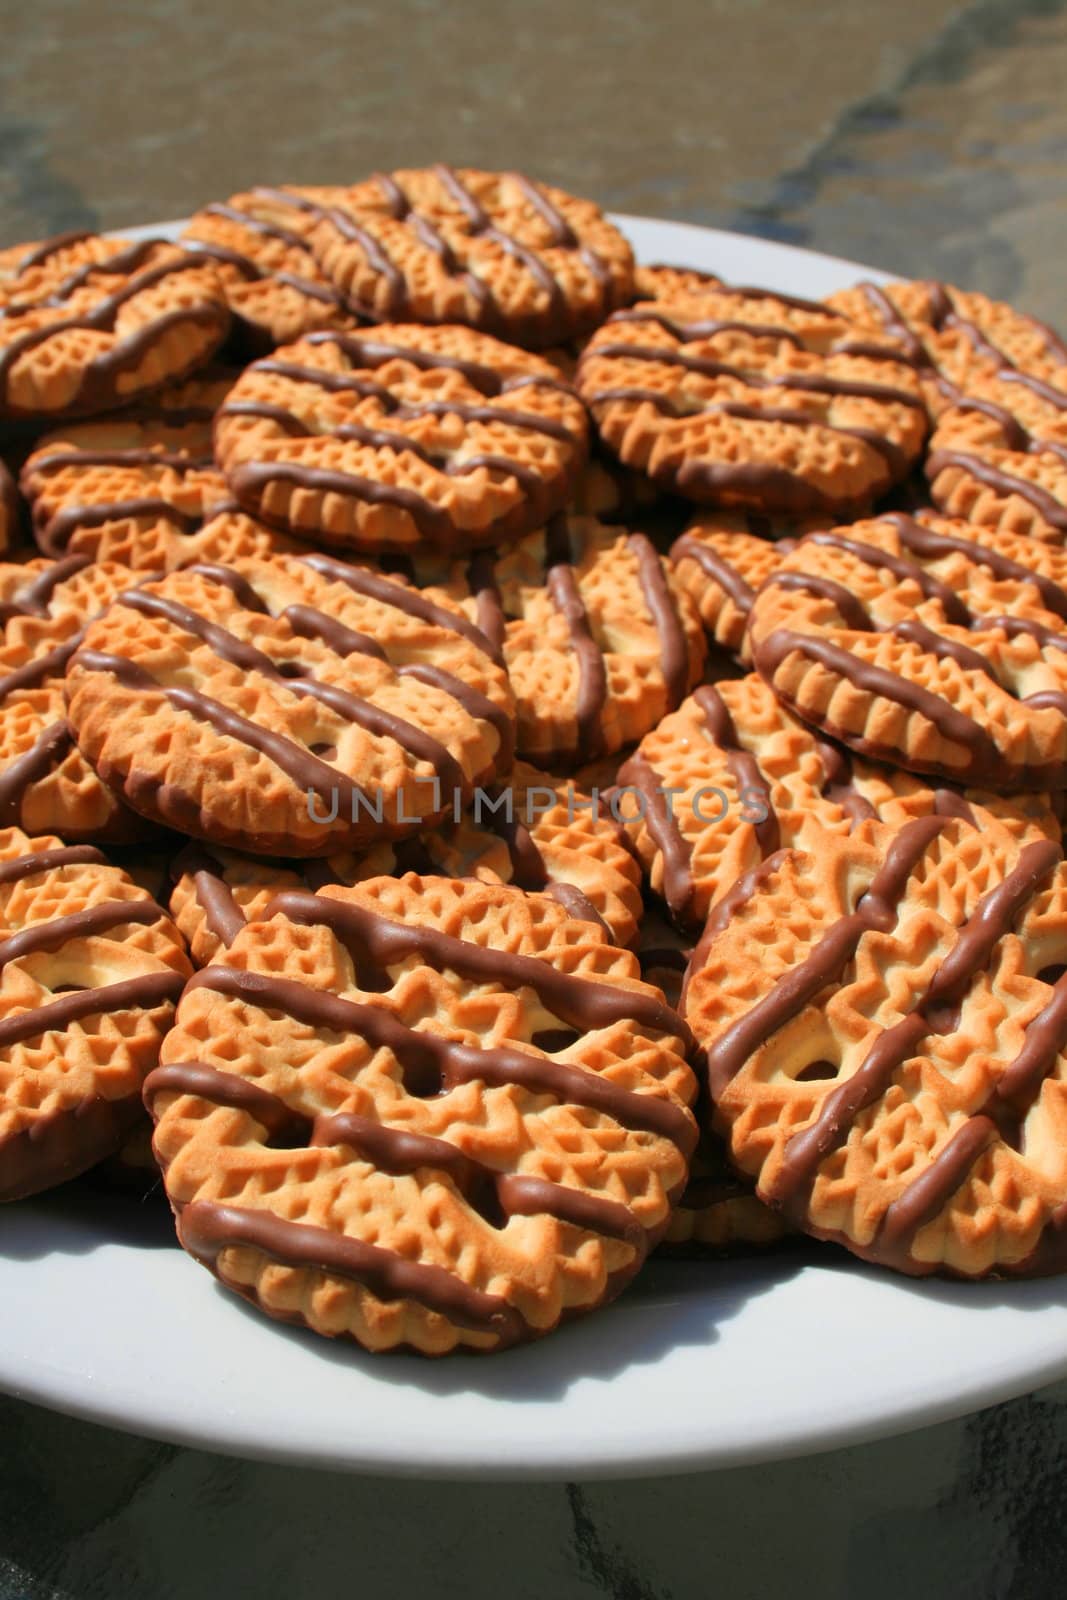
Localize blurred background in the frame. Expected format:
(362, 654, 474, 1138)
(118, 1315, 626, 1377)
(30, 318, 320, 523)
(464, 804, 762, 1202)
(3, 2, 1067, 1596)
(2, 0, 1067, 319)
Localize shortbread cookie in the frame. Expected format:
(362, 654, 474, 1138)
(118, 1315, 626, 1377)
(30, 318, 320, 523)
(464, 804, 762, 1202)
(182, 191, 354, 354)
(669, 511, 796, 652)
(215, 327, 588, 555)
(0, 826, 189, 1200)
(306, 167, 634, 349)
(577, 287, 927, 513)
(746, 512, 1067, 792)
(67, 555, 515, 856)
(924, 368, 1067, 545)
(0, 556, 155, 842)
(685, 815, 1067, 1276)
(0, 238, 230, 422)
(827, 278, 1067, 391)
(21, 370, 234, 564)
(146, 875, 696, 1353)
(169, 761, 643, 963)
(617, 673, 1059, 931)
(0, 462, 20, 555)
(634, 265, 723, 301)
(400, 512, 706, 766)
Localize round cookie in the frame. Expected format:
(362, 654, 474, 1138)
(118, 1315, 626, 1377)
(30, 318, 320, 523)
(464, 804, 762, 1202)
(577, 286, 927, 513)
(181, 189, 355, 355)
(924, 368, 1067, 545)
(146, 875, 696, 1354)
(306, 166, 634, 350)
(669, 510, 797, 653)
(685, 814, 1067, 1277)
(746, 511, 1067, 793)
(169, 760, 643, 963)
(635, 912, 789, 1255)
(0, 237, 230, 422)
(21, 368, 234, 565)
(0, 825, 190, 1201)
(66, 554, 516, 857)
(398, 512, 706, 766)
(616, 672, 1059, 932)
(0, 555, 155, 843)
(214, 327, 588, 557)
(826, 278, 1067, 391)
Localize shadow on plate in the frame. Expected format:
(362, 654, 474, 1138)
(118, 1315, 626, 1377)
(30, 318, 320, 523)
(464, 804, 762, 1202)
(0, 1174, 178, 1257)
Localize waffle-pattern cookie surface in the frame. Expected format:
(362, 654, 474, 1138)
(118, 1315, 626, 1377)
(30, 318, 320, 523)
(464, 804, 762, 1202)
(685, 815, 1067, 1276)
(215, 327, 589, 556)
(0, 825, 189, 1200)
(746, 511, 1067, 792)
(66, 555, 516, 856)
(403, 513, 705, 766)
(181, 190, 354, 355)
(305, 167, 634, 349)
(21, 369, 235, 565)
(0, 237, 230, 421)
(0, 555, 154, 842)
(617, 673, 1059, 932)
(669, 510, 796, 652)
(169, 759, 643, 963)
(147, 875, 696, 1353)
(576, 286, 927, 513)
(924, 368, 1067, 545)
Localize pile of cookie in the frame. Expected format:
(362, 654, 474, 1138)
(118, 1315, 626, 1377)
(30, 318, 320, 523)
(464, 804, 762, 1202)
(1, 168, 1066, 1358)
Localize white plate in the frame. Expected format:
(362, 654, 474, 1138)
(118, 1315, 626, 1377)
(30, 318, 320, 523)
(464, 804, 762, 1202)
(3, 214, 1066, 1480)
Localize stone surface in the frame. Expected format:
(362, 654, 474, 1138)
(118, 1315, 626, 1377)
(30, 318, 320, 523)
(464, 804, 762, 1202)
(2, 0, 1067, 1593)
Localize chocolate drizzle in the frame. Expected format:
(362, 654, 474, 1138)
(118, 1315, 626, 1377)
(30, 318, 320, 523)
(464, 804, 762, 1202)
(543, 517, 608, 763)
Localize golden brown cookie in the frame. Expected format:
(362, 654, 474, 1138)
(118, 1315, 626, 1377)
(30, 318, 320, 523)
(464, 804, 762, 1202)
(617, 673, 1059, 932)
(669, 510, 798, 653)
(181, 190, 355, 355)
(21, 369, 234, 565)
(0, 555, 155, 842)
(146, 875, 696, 1353)
(214, 326, 589, 557)
(306, 167, 634, 349)
(746, 512, 1067, 792)
(397, 512, 706, 766)
(685, 815, 1067, 1277)
(826, 278, 1067, 391)
(634, 264, 723, 301)
(0, 237, 230, 422)
(924, 368, 1067, 545)
(577, 287, 927, 513)
(169, 760, 642, 963)
(0, 825, 189, 1200)
(66, 555, 515, 856)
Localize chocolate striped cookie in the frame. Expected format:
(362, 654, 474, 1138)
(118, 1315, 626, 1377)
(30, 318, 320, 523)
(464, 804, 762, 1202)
(147, 875, 696, 1353)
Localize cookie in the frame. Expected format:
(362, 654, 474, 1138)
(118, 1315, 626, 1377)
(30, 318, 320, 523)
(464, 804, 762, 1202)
(924, 368, 1067, 545)
(214, 326, 588, 556)
(21, 369, 234, 565)
(634, 265, 723, 301)
(746, 512, 1067, 792)
(0, 237, 230, 422)
(66, 554, 516, 856)
(577, 287, 927, 513)
(826, 278, 1067, 391)
(169, 760, 643, 963)
(398, 512, 706, 766)
(181, 190, 355, 355)
(305, 167, 634, 349)
(145, 874, 695, 1353)
(684, 814, 1067, 1277)
(0, 825, 189, 1201)
(0, 555, 156, 842)
(669, 511, 796, 653)
(616, 672, 1059, 932)
(0, 461, 21, 555)
(633, 911, 788, 1254)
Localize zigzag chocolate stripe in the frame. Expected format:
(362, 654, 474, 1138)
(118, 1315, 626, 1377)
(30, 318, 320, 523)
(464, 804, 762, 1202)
(926, 450, 1067, 534)
(300, 551, 505, 663)
(0, 896, 167, 968)
(0, 969, 185, 1051)
(0, 633, 84, 700)
(669, 533, 758, 614)
(186, 962, 696, 1155)
(0, 844, 106, 887)
(38, 496, 204, 557)
(0, 721, 73, 825)
(0, 554, 91, 622)
(543, 516, 607, 763)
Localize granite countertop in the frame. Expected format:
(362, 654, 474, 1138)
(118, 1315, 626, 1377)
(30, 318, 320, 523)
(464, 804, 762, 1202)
(3, 2, 1067, 1595)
